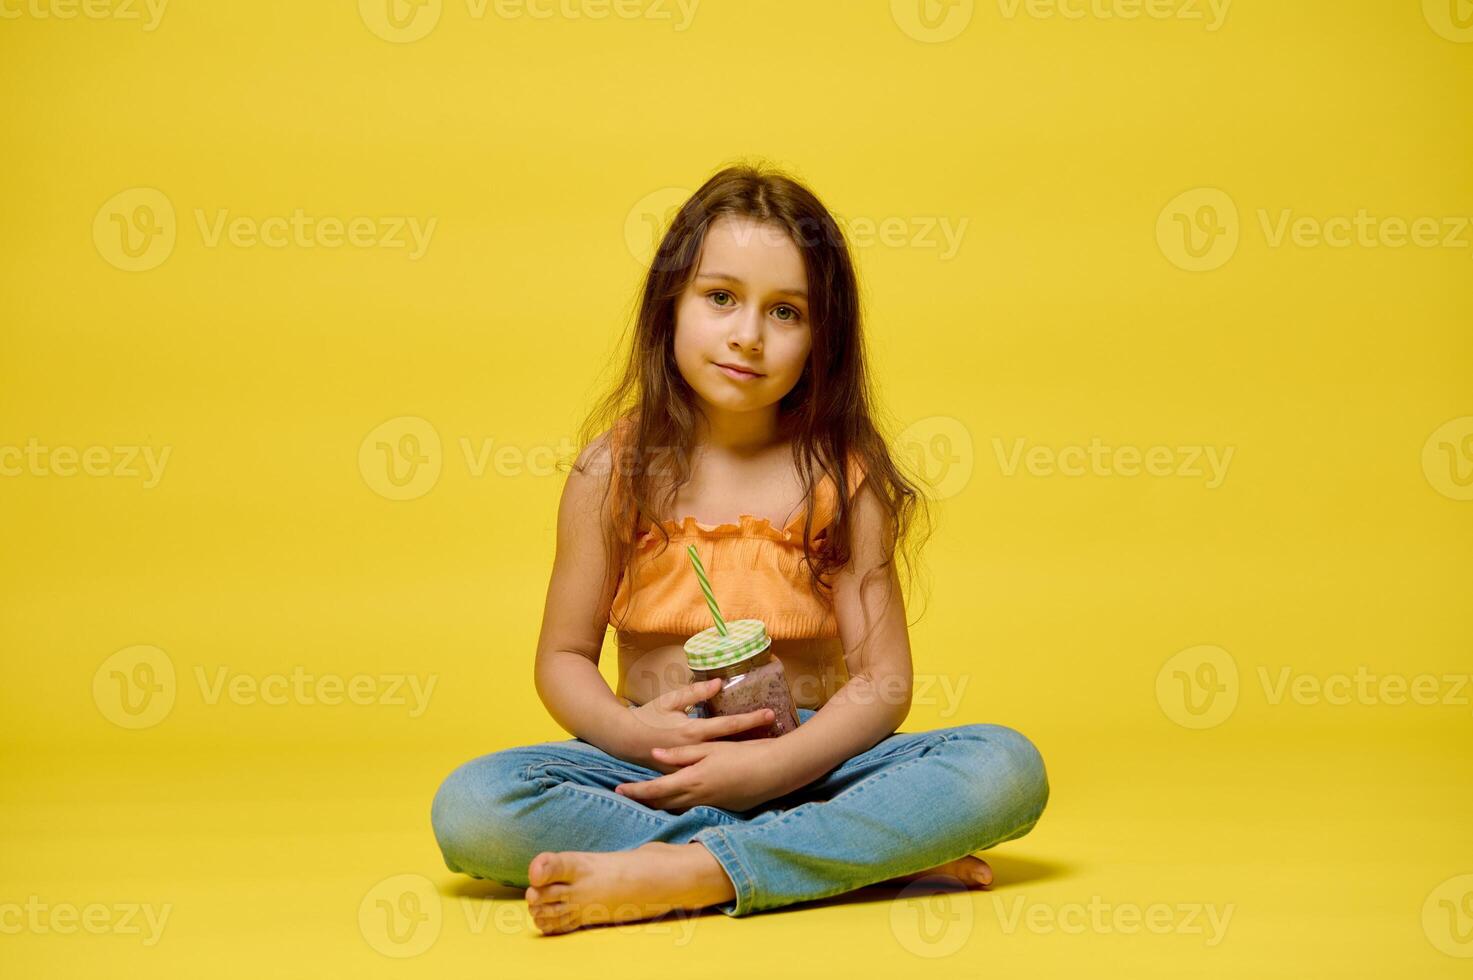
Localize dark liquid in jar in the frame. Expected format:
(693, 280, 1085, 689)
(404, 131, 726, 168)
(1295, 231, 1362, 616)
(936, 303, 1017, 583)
(690, 651, 800, 740)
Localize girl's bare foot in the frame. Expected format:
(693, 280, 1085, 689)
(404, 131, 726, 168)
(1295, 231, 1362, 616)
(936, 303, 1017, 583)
(882, 854, 993, 889)
(523, 841, 735, 936)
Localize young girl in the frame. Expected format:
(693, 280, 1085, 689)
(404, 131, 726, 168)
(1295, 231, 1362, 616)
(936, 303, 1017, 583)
(430, 163, 1050, 936)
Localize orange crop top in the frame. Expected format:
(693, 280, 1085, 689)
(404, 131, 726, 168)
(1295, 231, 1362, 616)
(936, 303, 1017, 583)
(606, 427, 867, 641)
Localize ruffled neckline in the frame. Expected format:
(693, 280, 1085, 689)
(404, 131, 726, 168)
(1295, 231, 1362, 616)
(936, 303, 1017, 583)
(650, 510, 812, 543)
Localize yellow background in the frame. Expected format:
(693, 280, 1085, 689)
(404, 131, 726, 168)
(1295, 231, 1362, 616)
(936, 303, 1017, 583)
(2, 0, 1470, 976)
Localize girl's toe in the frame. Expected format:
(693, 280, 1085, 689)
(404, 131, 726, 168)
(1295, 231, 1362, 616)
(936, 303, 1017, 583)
(528, 851, 576, 887)
(532, 902, 574, 933)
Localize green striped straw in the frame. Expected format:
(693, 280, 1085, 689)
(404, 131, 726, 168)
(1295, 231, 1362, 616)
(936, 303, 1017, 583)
(685, 544, 728, 636)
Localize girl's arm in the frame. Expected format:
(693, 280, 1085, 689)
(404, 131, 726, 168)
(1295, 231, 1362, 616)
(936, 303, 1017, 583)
(531, 436, 645, 761)
(764, 479, 915, 797)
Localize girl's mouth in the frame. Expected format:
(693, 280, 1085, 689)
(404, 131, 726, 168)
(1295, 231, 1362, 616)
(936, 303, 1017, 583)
(715, 362, 763, 381)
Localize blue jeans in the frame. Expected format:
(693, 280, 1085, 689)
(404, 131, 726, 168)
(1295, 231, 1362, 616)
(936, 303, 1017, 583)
(430, 707, 1050, 917)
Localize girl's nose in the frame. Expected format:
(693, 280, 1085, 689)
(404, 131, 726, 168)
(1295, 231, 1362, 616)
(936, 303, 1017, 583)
(729, 309, 764, 350)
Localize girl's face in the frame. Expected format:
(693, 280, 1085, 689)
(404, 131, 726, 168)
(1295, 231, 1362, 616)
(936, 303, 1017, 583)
(673, 215, 812, 427)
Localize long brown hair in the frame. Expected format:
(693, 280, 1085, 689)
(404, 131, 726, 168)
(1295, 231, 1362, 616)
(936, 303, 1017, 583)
(566, 160, 933, 639)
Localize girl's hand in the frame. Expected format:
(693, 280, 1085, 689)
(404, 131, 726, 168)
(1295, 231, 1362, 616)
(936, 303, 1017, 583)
(625, 678, 777, 772)
(615, 737, 786, 813)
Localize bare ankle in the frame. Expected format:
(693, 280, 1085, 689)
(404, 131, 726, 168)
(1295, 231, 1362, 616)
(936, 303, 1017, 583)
(676, 842, 737, 907)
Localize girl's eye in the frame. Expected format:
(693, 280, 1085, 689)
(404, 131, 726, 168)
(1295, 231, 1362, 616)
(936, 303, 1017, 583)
(707, 291, 803, 323)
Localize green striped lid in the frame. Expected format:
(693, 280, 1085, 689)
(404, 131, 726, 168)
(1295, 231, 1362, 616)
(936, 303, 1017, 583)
(684, 619, 772, 670)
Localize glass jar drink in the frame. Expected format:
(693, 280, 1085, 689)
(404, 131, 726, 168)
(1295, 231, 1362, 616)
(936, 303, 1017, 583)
(684, 619, 800, 740)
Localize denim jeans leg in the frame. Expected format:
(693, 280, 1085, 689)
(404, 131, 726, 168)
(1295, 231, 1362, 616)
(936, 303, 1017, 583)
(430, 737, 745, 888)
(690, 709, 1050, 917)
